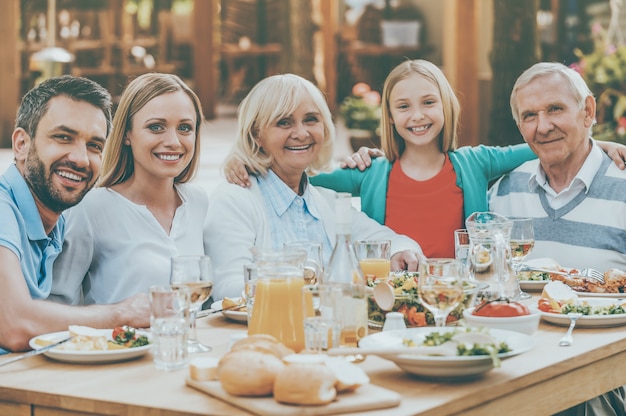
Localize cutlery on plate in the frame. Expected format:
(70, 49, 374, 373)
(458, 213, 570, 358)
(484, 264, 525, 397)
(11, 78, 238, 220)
(558, 313, 583, 347)
(197, 303, 246, 318)
(0, 337, 73, 367)
(519, 265, 604, 284)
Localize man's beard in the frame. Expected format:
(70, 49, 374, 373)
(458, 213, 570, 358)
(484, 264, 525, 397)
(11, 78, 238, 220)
(24, 144, 94, 214)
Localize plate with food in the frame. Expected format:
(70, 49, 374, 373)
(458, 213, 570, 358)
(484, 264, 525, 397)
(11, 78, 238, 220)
(537, 281, 626, 327)
(211, 298, 248, 323)
(29, 326, 151, 364)
(358, 327, 534, 380)
(366, 272, 487, 329)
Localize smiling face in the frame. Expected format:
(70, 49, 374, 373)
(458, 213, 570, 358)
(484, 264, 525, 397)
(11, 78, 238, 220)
(515, 73, 595, 170)
(14, 96, 107, 213)
(388, 74, 445, 152)
(125, 90, 197, 183)
(255, 96, 325, 191)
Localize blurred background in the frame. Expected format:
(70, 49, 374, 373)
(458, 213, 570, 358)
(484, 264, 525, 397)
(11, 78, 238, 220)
(2, 0, 625, 152)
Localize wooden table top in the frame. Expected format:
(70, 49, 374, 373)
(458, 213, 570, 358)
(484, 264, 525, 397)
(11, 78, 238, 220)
(1, 302, 625, 416)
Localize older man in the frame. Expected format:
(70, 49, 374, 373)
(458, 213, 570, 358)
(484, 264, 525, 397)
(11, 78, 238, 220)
(0, 76, 149, 353)
(489, 62, 626, 416)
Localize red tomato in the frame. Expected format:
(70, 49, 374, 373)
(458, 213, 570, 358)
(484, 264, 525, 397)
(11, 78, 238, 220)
(472, 300, 530, 317)
(112, 327, 126, 340)
(537, 298, 553, 313)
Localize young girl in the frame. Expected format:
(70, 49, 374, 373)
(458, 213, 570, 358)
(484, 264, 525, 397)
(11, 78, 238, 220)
(226, 60, 625, 258)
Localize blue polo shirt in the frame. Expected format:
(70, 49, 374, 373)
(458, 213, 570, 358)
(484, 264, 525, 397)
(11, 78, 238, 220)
(0, 164, 65, 300)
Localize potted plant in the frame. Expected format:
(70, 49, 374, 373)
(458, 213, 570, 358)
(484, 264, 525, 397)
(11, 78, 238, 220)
(571, 22, 626, 144)
(339, 82, 382, 150)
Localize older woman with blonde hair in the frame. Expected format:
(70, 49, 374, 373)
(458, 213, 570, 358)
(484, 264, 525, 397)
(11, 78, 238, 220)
(205, 73, 423, 300)
(51, 72, 209, 305)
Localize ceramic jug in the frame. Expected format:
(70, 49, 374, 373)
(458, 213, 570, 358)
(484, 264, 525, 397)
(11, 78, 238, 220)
(248, 247, 310, 352)
(465, 212, 520, 300)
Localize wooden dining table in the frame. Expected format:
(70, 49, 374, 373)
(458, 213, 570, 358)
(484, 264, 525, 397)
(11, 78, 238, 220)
(1, 299, 626, 416)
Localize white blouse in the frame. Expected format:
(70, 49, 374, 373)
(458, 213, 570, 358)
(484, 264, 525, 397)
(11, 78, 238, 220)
(50, 183, 209, 305)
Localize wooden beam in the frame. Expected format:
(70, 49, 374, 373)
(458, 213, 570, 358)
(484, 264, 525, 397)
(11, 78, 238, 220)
(319, 0, 339, 113)
(443, 0, 479, 147)
(0, 0, 20, 148)
(193, 0, 216, 120)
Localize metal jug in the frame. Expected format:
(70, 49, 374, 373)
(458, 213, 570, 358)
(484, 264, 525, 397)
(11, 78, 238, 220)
(466, 212, 519, 300)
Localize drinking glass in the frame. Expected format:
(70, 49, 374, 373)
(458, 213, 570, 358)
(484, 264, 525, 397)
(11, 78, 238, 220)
(149, 285, 190, 370)
(170, 255, 213, 353)
(354, 239, 391, 280)
(284, 241, 323, 285)
(453, 229, 470, 277)
(509, 217, 535, 300)
(418, 258, 464, 327)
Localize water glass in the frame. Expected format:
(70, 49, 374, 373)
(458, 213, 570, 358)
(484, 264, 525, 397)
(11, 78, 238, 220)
(354, 239, 391, 280)
(302, 284, 341, 353)
(149, 285, 190, 371)
(454, 229, 470, 277)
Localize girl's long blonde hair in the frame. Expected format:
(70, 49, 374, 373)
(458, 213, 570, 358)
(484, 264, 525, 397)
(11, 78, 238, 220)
(381, 59, 460, 162)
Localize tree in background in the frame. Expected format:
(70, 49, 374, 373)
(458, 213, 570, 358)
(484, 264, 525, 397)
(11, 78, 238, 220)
(489, 0, 539, 146)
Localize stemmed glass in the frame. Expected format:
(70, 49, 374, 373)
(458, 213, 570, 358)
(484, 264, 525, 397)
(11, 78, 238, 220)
(284, 241, 323, 286)
(170, 255, 213, 353)
(509, 217, 535, 300)
(418, 258, 465, 327)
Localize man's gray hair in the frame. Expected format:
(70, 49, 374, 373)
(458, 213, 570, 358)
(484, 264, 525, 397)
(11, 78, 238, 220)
(510, 62, 593, 124)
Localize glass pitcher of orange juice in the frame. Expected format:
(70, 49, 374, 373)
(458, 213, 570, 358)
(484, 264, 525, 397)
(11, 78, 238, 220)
(248, 247, 311, 352)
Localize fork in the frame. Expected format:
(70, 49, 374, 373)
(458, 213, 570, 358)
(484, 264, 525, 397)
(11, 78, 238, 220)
(519, 265, 604, 284)
(558, 313, 583, 347)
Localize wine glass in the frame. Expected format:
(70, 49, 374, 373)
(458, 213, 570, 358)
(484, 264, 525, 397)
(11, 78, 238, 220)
(509, 217, 535, 300)
(170, 255, 213, 353)
(283, 241, 323, 286)
(418, 258, 465, 327)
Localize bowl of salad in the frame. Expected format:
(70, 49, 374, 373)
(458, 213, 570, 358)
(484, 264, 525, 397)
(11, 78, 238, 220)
(367, 272, 488, 329)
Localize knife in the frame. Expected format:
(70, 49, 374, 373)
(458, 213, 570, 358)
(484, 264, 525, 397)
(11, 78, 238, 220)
(0, 337, 73, 367)
(197, 303, 246, 318)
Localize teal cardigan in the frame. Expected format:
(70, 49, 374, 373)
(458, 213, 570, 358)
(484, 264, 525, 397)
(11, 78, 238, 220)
(310, 144, 537, 225)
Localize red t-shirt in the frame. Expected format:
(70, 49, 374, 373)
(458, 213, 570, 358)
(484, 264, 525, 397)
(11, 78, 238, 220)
(385, 155, 464, 258)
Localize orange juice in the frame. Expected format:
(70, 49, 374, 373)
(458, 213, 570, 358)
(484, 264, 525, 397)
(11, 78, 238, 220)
(359, 258, 391, 280)
(248, 277, 312, 352)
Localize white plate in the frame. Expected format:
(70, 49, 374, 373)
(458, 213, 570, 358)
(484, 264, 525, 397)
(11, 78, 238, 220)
(29, 330, 152, 364)
(571, 291, 626, 299)
(540, 298, 626, 327)
(358, 327, 534, 380)
(519, 280, 549, 291)
(211, 300, 248, 323)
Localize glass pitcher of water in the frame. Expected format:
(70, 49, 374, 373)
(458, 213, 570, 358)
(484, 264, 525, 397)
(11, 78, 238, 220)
(466, 212, 519, 300)
(248, 247, 310, 352)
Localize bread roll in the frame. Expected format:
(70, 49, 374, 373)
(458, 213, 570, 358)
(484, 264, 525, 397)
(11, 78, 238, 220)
(189, 357, 219, 381)
(230, 336, 295, 358)
(274, 363, 337, 405)
(218, 350, 285, 396)
(324, 356, 370, 392)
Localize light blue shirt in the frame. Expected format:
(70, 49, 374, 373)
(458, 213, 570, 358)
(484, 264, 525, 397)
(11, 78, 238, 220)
(0, 164, 64, 355)
(255, 170, 332, 264)
(0, 164, 64, 300)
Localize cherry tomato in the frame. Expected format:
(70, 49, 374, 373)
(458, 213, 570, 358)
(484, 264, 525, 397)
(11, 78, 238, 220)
(472, 300, 530, 317)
